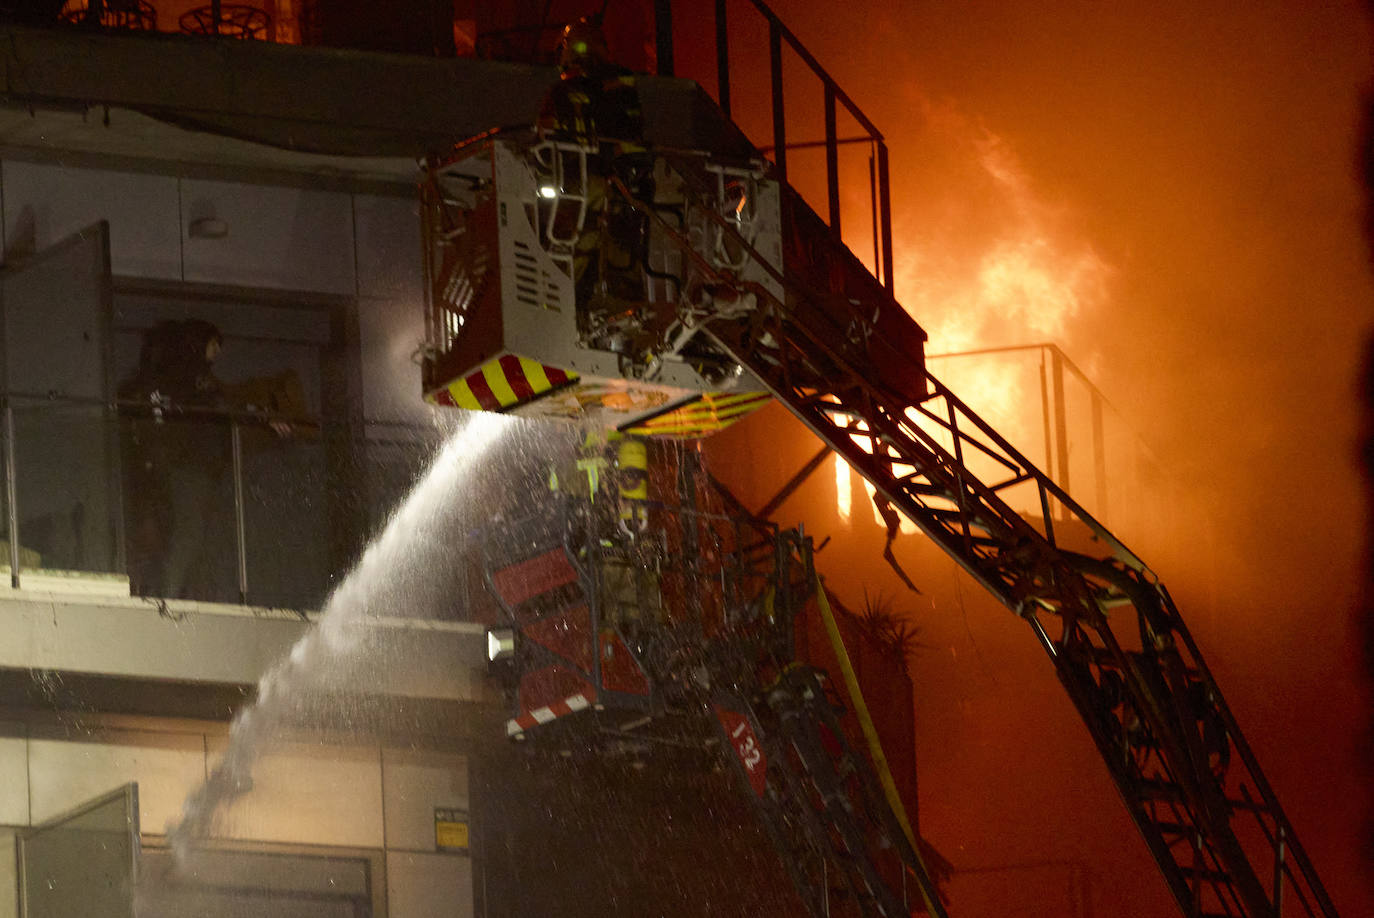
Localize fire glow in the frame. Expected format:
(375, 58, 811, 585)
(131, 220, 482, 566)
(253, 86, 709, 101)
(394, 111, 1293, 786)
(834, 421, 919, 533)
(909, 124, 1109, 352)
(837, 109, 1111, 529)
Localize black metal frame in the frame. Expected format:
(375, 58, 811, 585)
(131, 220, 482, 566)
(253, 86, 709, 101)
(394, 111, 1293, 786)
(608, 160, 1338, 917)
(178, 3, 272, 41)
(58, 0, 157, 31)
(712, 667, 949, 918)
(710, 0, 894, 293)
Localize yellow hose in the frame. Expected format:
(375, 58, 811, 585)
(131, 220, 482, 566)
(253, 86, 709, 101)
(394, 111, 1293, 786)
(814, 576, 941, 911)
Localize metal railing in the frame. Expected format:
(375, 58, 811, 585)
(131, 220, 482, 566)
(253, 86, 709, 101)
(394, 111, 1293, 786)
(0, 391, 446, 611)
(707, 0, 895, 293)
(481, 494, 812, 672)
(921, 342, 1210, 606)
(926, 343, 1127, 520)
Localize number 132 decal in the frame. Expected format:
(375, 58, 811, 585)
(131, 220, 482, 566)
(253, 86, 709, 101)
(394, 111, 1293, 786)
(714, 705, 769, 797)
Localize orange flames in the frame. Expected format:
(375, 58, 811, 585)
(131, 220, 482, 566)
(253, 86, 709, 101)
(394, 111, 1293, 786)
(900, 118, 1111, 357)
(836, 104, 1111, 526)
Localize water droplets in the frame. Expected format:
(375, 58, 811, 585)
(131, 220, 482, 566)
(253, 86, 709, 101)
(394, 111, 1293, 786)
(166, 412, 515, 860)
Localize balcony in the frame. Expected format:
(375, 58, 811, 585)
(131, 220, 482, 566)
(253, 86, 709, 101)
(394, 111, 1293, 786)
(0, 225, 496, 725)
(2, 396, 445, 603)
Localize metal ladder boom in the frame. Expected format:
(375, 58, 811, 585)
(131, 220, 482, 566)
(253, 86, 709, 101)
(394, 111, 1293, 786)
(611, 170, 1341, 918)
(713, 671, 949, 917)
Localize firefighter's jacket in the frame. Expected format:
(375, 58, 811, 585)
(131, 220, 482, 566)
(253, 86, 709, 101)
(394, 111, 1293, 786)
(539, 64, 644, 157)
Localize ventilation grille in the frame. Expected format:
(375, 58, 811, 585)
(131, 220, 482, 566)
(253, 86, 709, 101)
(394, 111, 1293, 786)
(512, 239, 542, 308)
(436, 226, 492, 349)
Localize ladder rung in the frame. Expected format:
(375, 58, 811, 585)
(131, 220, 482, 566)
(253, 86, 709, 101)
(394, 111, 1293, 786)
(924, 507, 991, 533)
(1177, 865, 1233, 884)
(1133, 779, 1184, 801)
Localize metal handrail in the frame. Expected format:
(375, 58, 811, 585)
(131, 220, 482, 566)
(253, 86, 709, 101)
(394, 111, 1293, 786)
(710, 0, 894, 292)
(926, 342, 1175, 528)
(0, 390, 448, 606)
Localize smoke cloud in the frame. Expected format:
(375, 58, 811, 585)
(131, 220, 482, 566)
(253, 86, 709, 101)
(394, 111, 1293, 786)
(707, 0, 1374, 912)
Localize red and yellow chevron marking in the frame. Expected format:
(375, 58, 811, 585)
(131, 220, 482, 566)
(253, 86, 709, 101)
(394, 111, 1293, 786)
(624, 391, 771, 439)
(427, 354, 578, 412)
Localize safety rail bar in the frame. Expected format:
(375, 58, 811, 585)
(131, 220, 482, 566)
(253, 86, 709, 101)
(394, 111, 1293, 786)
(929, 342, 1138, 523)
(0, 390, 446, 608)
(709, 0, 894, 293)
(481, 495, 811, 676)
(495, 496, 804, 590)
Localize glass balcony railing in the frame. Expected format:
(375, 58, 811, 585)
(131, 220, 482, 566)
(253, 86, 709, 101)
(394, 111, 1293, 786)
(0, 392, 450, 612)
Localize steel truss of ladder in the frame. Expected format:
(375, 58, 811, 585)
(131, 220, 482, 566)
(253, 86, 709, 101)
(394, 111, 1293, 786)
(610, 165, 1341, 918)
(713, 669, 948, 918)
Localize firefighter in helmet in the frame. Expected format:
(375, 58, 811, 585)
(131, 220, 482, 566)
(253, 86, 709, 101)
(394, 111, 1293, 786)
(605, 433, 660, 627)
(546, 430, 659, 627)
(615, 435, 650, 535)
(538, 17, 652, 333)
(545, 431, 648, 525)
(540, 17, 644, 151)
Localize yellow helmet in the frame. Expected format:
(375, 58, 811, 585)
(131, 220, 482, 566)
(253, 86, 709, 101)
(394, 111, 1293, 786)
(617, 437, 648, 501)
(558, 17, 609, 75)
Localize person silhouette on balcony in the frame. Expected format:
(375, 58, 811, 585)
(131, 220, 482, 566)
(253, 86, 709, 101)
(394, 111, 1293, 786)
(120, 319, 235, 601)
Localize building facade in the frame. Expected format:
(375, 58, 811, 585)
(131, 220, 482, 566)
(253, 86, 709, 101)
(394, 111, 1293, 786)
(0, 17, 523, 917)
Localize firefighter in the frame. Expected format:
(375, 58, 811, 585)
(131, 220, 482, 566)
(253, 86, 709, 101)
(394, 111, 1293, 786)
(119, 320, 298, 601)
(539, 17, 644, 153)
(615, 435, 650, 535)
(545, 430, 647, 521)
(546, 430, 611, 501)
(546, 431, 659, 627)
(119, 320, 233, 600)
(538, 17, 652, 320)
(605, 433, 660, 627)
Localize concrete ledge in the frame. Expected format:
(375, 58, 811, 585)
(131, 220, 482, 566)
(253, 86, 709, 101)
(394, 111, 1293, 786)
(0, 25, 754, 169)
(0, 588, 490, 709)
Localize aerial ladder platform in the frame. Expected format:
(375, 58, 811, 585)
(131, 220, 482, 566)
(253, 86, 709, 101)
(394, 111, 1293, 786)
(416, 48, 1341, 918)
